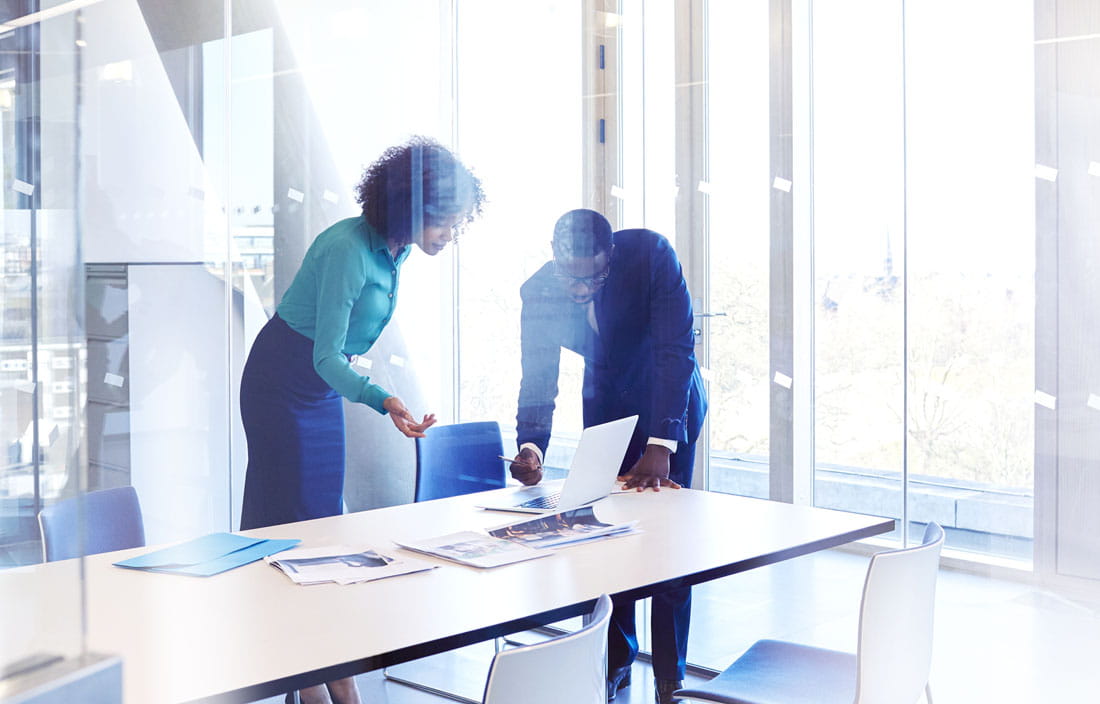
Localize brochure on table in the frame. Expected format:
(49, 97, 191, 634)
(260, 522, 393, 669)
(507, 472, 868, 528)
(266, 545, 437, 585)
(394, 531, 549, 569)
(113, 532, 300, 577)
(487, 505, 639, 549)
(394, 506, 639, 569)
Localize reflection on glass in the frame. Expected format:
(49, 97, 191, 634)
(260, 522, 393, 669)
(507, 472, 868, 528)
(1, 1, 88, 682)
(455, 0, 583, 468)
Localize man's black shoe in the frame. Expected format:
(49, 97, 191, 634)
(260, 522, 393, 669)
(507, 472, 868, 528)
(655, 678, 684, 704)
(606, 667, 631, 701)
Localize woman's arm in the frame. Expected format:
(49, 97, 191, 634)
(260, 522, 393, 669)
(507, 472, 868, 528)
(311, 240, 391, 413)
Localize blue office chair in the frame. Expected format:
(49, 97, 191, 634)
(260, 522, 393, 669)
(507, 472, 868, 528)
(386, 422, 510, 698)
(675, 523, 945, 704)
(414, 421, 507, 502)
(38, 486, 145, 562)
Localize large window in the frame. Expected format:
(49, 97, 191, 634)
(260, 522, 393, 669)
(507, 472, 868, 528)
(809, 0, 1035, 561)
(705, 0, 772, 496)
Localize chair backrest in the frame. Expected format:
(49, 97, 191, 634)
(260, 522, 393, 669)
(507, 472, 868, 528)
(414, 421, 506, 502)
(482, 593, 613, 704)
(38, 486, 146, 562)
(855, 522, 945, 704)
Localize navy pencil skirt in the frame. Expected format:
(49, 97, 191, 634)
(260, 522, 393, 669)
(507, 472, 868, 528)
(239, 314, 346, 530)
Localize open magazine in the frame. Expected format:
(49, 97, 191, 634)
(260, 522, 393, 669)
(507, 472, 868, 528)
(393, 531, 550, 569)
(394, 506, 639, 569)
(266, 545, 436, 585)
(487, 506, 639, 549)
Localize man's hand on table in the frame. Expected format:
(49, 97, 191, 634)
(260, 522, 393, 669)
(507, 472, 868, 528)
(620, 444, 681, 491)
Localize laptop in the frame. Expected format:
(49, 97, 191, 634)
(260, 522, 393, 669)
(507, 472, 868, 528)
(477, 415, 639, 514)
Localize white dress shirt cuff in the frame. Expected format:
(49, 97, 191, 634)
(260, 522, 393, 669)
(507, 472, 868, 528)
(646, 437, 678, 452)
(519, 442, 544, 464)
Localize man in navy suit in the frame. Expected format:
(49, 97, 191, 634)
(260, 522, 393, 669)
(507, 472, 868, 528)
(510, 209, 707, 704)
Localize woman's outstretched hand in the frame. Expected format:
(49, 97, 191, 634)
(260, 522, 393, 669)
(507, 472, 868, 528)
(383, 396, 437, 438)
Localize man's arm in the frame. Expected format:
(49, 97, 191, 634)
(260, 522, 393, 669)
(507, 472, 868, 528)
(622, 234, 697, 490)
(514, 270, 562, 484)
(646, 235, 697, 444)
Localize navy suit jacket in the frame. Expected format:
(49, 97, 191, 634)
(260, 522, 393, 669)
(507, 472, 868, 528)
(516, 229, 707, 461)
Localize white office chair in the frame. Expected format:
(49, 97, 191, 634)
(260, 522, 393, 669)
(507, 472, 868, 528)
(676, 523, 945, 704)
(481, 593, 613, 704)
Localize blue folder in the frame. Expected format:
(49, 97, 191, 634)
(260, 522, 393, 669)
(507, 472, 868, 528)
(114, 532, 300, 577)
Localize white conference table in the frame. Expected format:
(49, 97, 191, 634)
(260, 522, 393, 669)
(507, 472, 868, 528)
(73, 487, 890, 703)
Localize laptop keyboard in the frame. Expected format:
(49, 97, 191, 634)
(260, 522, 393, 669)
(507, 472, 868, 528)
(519, 492, 561, 510)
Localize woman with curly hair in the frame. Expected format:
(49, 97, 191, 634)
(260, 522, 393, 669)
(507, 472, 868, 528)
(238, 137, 483, 704)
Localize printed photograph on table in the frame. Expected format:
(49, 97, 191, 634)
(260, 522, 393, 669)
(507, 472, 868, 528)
(394, 530, 549, 569)
(266, 546, 436, 585)
(488, 506, 638, 549)
(279, 548, 391, 570)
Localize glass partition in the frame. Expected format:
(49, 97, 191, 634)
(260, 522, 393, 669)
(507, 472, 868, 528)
(259, 0, 455, 511)
(78, 0, 233, 546)
(1, 0, 102, 688)
(454, 0, 584, 467)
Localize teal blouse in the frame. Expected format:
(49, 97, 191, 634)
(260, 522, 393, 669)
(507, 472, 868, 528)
(276, 216, 410, 414)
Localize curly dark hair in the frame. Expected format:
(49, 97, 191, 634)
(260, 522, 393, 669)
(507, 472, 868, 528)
(355, 136, 485, 247)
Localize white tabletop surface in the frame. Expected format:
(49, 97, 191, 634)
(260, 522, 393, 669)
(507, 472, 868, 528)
(29, 487, 892, 703)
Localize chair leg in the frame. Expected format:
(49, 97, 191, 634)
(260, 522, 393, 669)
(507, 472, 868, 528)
(383, 672, 480, 703)
(925, 683, 934, 704)
(383, 644, 489, 704)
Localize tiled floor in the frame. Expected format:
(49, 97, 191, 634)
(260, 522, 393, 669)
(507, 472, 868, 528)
(259, 547, 1100, 703)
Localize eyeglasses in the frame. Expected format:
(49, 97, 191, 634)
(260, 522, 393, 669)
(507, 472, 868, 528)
(553, 261, 611, 290)
(424, 213, 465, 241)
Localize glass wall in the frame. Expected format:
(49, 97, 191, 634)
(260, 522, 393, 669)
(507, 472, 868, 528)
(243, 0, 456, 512)
(79, 0, 233, 545)
(0, 1, 88, 679)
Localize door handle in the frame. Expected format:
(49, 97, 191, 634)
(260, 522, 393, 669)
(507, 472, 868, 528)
(693, 313, 726, 340)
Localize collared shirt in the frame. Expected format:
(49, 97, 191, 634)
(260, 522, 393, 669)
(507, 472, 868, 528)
(518, 297, 677, 465)
(277, 216, 409, 413)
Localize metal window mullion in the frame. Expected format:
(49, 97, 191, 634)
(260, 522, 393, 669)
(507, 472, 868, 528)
(223, 0, 234, 533)
(1032, 0, 1058, 581)
(768, 0, 795, 503)
(448, 0, 460, 422)
(582, 0, 620, 217)
(14, 15, 45, 537)
(791, 0, 814, 507)
(674, 0, 709, 490)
